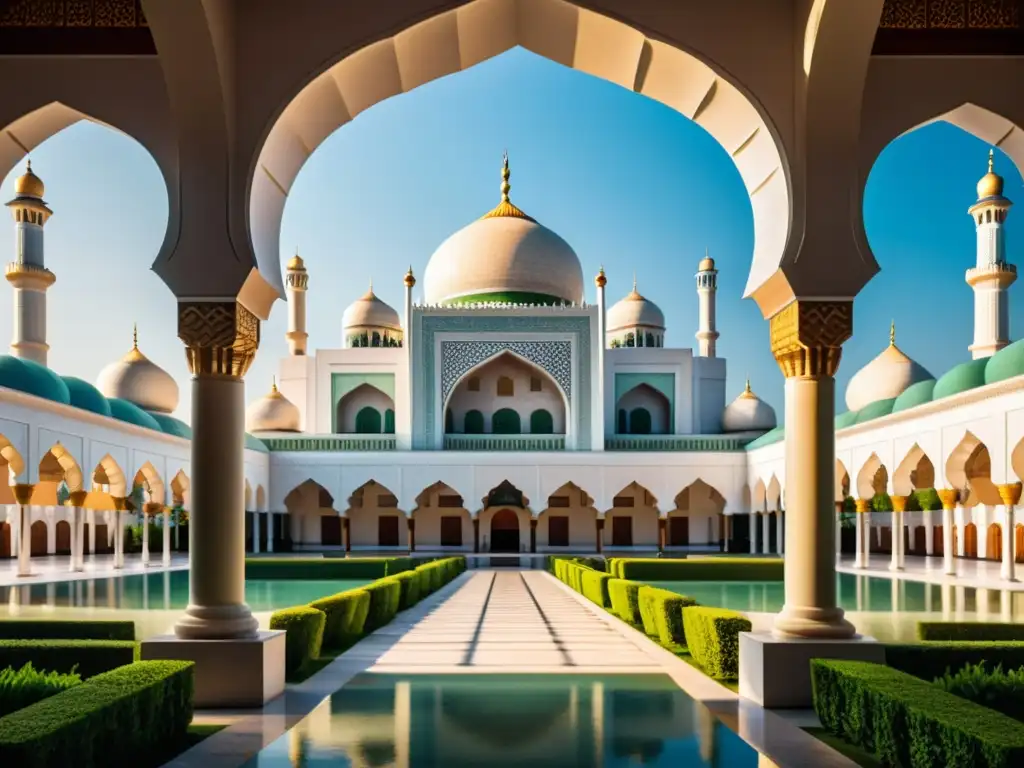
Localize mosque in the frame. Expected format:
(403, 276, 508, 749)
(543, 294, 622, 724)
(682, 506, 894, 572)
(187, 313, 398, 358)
(1, 152, 1024, 578)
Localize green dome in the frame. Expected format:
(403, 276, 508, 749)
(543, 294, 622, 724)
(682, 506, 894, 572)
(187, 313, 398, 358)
(745, 426, 784, 451)
(856, 398, 896, 424)
(933, 358, 989, 401)
(892, 379, 936, 413)
(107, 398, 163, 432)
(0, 356, 70, 404)
(149, 413, 192, 439)
(245, 433, 269, 453)
(984, 339, 1024, 385)
(61, 376, 112, 417)
(835, 411, 859, 430)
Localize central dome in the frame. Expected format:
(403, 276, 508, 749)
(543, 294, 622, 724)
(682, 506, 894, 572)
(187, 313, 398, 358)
(423, 154, 584, 306)
(845, 323, 933, 412)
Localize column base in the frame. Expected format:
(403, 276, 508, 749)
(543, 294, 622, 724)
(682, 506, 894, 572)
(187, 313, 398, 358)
(739, 631, 885, 708)
(141, 630, 285, 708)
(772, 605, 855, 640)
(173, 604, 260, 640)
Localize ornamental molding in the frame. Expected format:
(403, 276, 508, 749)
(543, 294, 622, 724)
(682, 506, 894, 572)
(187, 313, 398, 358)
(441, 340, 572, 405)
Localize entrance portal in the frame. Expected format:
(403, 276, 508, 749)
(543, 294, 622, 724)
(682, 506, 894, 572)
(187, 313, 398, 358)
(490, 509, 521, 553)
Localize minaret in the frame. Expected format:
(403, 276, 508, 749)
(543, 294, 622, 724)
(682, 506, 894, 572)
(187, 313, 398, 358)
(695, 250, 719, 357)
(595, 267, 608, 449)
(403, 266, 415, 348)
(967, 149, 1016, 359)
(285, 250, 309, 356)
(5, 161, 55, 366)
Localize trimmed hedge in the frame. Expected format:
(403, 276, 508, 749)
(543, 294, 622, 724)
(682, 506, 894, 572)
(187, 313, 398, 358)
(638, 586, 697, 645)
(607, 579, 643, 625)
(617, 557, 782, 582)
(0, 660, 194, 768)
(393, 571, 422, 610)
(0, 663, 81, 718)
(0, 620, 135, 641)
(886, 642, 1024, 682)
(682, 606, 749, 680)
(309, 589, 370, 649)
(270, 606, 325, 675)
(580, 569, 612, 608)
(918, 622, 1024, 642)
(363, 578, 402, 631)
(0, 640, 138, 679)
(812, 659, 1024, 767)
(245, 557, 410, 580)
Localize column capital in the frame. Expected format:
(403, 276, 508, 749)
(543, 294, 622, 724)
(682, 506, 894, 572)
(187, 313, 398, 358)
(998, 482, 1023, 506)
(769, 300, 853, 378)
(143, 502, 164, 516)
(936, 488, 960, 510)
(178, 300, 260, 378)
(890, 495, 908, 513)
(11, 483, 33, 505)
(111, 496, 127, 511)
(854, 498, 871, 514)
(66, 490, 89, 507)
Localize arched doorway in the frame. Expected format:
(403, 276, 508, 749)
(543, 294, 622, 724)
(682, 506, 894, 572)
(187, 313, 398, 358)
(0, 522, 9, 558)
(964, 523, 978, 558)
(55, 520, 71, 555)
(987, 523, 1002, 562)
(1017, 524, 1024, 564)
(30, 521, 47, 556)
(490, 509, 520, 553)
(492, 408, 522, 435)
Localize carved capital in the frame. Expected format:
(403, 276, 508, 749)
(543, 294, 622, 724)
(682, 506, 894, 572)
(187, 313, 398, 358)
(769, 300, 853, 378)
(936, 488, 959, 510)
(111, 496, 127, 512)
(143, 502, 164, 517)
(67, 490, 89, 507)
(178, 301, 260, 378)
(11, 483, 33, 505)
(890, 495, 908, 513)
(854, 498, 871, 514)
(998, 482, 1023, 507)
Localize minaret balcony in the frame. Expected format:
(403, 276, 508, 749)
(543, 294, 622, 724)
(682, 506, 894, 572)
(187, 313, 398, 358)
(966, 263, 1017, 288)
(5, 261, 55, 287)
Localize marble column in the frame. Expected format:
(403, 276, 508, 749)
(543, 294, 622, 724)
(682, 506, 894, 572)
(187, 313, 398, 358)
(770, 299, 854, 639)
(267, 511, 275, 553)
(723, 515, 731, 552)
(761, 511, 770, 555)
(937, 489, 959, 576)
(658, 517, 666, 553)
(172, 300, 260, 641)
(890, 496, 907, 571)
(112, 498, 126, 570)
(834, 502, 843, 562)
(142, 503, 160, 566)
(998, 483, 1021, 582)
(749, 510, 759, 554)
(251, 510, 260, 554)
(925, 511, 935, 555)
(776, 511, 784, 555)
(854, 499, 870, 569)
(12, 485, 33, 577)
(162, 507, 172, 566)
(69, 491, 88, 571)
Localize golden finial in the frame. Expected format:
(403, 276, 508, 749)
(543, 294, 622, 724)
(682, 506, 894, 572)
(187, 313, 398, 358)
(481, 150, 534, 221)
(632, 272, 637, 291)
(501, 150, 511, 203)
(404, 265, 416, 288)
(595, 266, 607, 288)
(26, 159, 31, 173)
(271, 375, 277, 392)
(889, 320, 895, 346)
(989, 148, 995, 174)
(132, 323, 138, 349)
(739, 377, 757, 399)
(977, 148, 1004, 199)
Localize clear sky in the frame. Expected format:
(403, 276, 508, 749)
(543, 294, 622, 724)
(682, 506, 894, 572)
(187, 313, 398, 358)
(1, 47, 1020, 423)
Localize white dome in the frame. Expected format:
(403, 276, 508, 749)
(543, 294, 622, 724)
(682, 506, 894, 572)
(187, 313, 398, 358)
(246, 380, 300, 432)
(722, 381, 776, 433)
(96, 329, 179, 414)
(607, 280, 666, 331)
(422, 156, 584, 306)
(845, 325, 933, 411)
(342, 286, 401, 332)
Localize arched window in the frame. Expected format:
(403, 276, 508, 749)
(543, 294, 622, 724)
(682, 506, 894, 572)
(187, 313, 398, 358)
(464, 410, 485, 434)
(445, 408, 454, 434)
(617, 409, 628, 434)
(497, 376, 514, 396)
(624, 332, 635, 348)
(371, 331, 382, 347)
(384, 408, 395, 434)
(492, 408, 522, 434)
(629, 407, 652, 435)
(646, 332, 655, 347)
(355, 407, 382, 434)
(468, 377, 481, 392)
(530, 409, 553, 434)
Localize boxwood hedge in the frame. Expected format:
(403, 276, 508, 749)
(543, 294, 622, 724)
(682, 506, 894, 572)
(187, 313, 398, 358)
(0, 620, 135, 641)
(917, 622, 1024, 642)
(269, 606, 325, 675)
(637, 586, 697, 645)
(886, 641, 1024, 682)
(309, 589, 370, 649)
(0, 640, 138, 679)
(681, 606, 749, 680)
(245, 557, 410, 580)
(607, 579, 644, 625)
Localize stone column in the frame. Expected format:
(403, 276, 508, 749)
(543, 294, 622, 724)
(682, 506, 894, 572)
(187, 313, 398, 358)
(770, 300, 854, 639)
(834, 502, 843, 562)
(69, 491, 88, 571)
(173, 300, 259, 641)
(112, 498, 126, 570)
(12, 485, 33, 577)
(267, 511, 275, 553)
(854, 499, 870, 568)
(890, 496, 907, 571)
(162, 507, 172, 566)
(723, 515, 731, 552)
(925, 511, 935, 555)
(251, 510, 260, 554)
(937, 489, 959, 576)
(749, 510, 759, 554)
(998, 482, 1021, 582)
(776, 511, 784, 555)
(761, 512, 770, 555)
(142, 503, 162, 566)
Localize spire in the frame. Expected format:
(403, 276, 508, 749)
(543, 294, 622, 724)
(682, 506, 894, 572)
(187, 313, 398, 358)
(404, 265, 416, 288)
(272, 375, 277, 392)
(889, 319, 895, 346)
(133, 323, 138, 349)
(481, 151, 534, 222)
(989, 147, 995, 174)
(501, 150, 511, 203)
(632, 272, 637, 292)
(740, 377, 756, 399)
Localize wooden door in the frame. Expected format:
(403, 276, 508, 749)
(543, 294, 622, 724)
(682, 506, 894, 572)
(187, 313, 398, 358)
(934, 525, 943, 556)
(320, 515, 342, 546)
(987, 524, 1002, 562)
(55, 521, 71, 555)
(378, 515, 400, 547)
(964, 523, 978, 558)
(30, 521, 47, 556)
(668, 517, 689, 546)
(611, 515, 633, 547)
(440, 516, 463, 546)
(548, 516, 569, 547)
(913, 526, 926, 555)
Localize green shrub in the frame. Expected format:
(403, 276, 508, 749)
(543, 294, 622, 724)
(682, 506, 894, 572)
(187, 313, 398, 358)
(415, 566, 433, 596)
(812, 659, 1024, 767)
(392, 571, 422, 610)
(0, 640, 137, 679)
(918, 623, 1024, 642)
(607, 579, 643, 625)
(580, 570, 612, 607)
(638, 586, 697, 645)
(682, 606, 750, 680)
(0, 620, 134, 641)
(245, 557, 400, 580)
(618, 557, 781, 581)
(886, 642, 1024, 682)
(270, 606, 325, 675)
(936, 662, 1024, 722)
(363, 578, 402, 631)
(0, 660, 193, 768)
(0, 663, 81, 717)
(384, 557, 413, 575)
(309, 589, 370, 649)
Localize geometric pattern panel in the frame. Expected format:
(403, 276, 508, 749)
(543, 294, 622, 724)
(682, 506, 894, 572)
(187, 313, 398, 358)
(441, 340, 572, 404)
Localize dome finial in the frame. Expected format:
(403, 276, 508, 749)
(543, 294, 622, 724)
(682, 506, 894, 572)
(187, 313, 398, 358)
(632, 272, 637, 292)
(500, 150, 511, 203)
(271, 375, 278, 393)
(889, 319, 895, 346)
(132, 322, 138, 350)
(26, 159, 31, 173)
(989, 147, 995, 174)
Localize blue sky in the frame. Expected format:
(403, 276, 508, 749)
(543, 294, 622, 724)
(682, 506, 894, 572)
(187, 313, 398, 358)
(1, 47, 1019, 422)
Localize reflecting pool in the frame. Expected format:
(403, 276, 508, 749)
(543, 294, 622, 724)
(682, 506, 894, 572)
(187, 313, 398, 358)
(245, 674, 757, 767)
(0, 570, 367, 612)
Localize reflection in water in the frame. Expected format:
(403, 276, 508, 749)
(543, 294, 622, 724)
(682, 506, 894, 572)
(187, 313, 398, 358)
(245, 674, 756, 767)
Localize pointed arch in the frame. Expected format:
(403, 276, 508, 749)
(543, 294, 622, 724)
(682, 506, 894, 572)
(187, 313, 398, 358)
(256, 484, 267, 512)
(284, 479, 335, 514)
(412, 481, 471, 549)
(169, 470, 190, 506)
(0, 434, 25, 479)
(347, 480, 404, 549)
(92, 454, 127, 497)
(893, 444, 935, 496)
(835, 459, 850, 503)
(337, 383, 395, 434)
(606, 481, 659, 548)
(766, 475, 782, 511)
(740, 483, 752, 513)
(855, 453, 886, 500)
(673, 479, 726, 515)
(752, 478, 767, 512)
(133, 461, 165, 504)
(244, 478, 253, 510)
(38, 443, 84, 493)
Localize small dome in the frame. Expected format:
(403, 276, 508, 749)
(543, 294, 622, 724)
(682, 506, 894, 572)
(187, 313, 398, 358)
(0, 356, 70, 404)
(107, 397, 163, 432)
(607, 278, 666, 331)
(246, 379, 300, 433)
(287, 253, 305, 271)
(722, 380, 776, 433)
(13, 160, 44, 199)
(984, 338, 1024, 385)
(422, 154, 584, 306)
(62, 376, 112, 417)
(149, 413, 193, 439)
(342, 284, 401, 332)
(845, 323, 932, 411)
(977, 149, 1004, 199)
(96, 326, 179, 414)
(698, 255, 716, 272)
(892, 379, 937, 413)
(933, 358, 988, 401)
